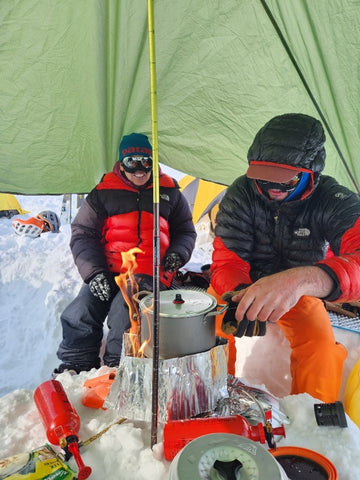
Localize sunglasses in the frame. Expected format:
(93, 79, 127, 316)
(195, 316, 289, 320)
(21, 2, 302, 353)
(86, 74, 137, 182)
(256, 173, 303, 195)
(122, 156, 153, 169)
(258, 173, 301, 188)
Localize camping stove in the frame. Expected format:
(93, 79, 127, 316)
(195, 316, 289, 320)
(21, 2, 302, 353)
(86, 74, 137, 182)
(104, 336, 228, 423)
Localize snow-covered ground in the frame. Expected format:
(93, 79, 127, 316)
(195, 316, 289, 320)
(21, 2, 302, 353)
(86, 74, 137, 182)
(1, 178, 360, 478)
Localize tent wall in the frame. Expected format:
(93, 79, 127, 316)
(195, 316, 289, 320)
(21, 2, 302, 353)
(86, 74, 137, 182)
(0, 194, 28, 216)
(1, 0, 359, 194)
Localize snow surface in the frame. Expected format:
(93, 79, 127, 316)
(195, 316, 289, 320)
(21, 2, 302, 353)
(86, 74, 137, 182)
(1, 180, 360, 478)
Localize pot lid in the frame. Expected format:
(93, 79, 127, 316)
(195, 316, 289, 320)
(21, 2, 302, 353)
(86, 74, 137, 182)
(139, 289, 217, 317)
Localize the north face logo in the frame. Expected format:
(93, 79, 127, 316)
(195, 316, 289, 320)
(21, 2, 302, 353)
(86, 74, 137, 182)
(160, 194, 170, 202)
(294, 227, 311, 237)
(335, 192, 346, 200)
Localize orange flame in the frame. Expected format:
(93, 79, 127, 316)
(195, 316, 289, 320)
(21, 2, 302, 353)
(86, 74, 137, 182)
(114, 247, 153, 357)
(137, 306, 153, 357)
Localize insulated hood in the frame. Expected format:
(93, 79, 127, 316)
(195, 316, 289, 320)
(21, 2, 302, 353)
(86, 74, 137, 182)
(247, 113, 326, 185)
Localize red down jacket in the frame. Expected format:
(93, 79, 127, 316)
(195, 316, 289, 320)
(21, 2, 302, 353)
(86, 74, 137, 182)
(70, 165, 196, 288)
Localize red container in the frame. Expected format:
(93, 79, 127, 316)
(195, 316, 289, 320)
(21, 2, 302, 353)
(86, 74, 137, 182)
(34, 379, 81, 445)
(34, 380, 92, 480)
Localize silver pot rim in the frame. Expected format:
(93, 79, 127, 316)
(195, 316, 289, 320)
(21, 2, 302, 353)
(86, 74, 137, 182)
(138, 289, 217, 317)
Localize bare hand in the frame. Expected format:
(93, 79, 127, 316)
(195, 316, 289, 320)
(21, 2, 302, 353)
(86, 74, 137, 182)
(231, 266, 334, 324)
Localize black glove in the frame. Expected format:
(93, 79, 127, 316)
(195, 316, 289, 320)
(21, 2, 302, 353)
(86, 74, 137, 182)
(236, 315, 267, 337)
(89, 272, 117, 302)
(222, 300, 267, 337)
(221, 300, 240, 335)
(163, 252, 183, 273)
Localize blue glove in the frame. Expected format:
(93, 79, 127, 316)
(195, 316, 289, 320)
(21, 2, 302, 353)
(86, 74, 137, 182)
(163, 252, 183, 273)
(89, 272, 117, 302)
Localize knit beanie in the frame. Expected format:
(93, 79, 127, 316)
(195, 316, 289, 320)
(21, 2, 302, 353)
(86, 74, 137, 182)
(118, 133, 152, 162)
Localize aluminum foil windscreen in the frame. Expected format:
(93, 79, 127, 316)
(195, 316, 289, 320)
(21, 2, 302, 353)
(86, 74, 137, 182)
(215, 376, 290, 427)
(104, 342, 229, 423)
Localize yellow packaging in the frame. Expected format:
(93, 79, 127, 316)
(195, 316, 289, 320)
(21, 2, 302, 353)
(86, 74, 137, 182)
(0, 444, 76, 480)
(344, 358, 360, 429)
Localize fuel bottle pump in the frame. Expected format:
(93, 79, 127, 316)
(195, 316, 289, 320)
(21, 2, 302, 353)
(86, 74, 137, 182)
(34, 379, 92, 480)
(163, 414, 286, 461)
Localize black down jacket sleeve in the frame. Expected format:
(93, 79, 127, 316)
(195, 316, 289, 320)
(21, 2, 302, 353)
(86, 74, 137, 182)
(69, 193, 109, 283)
(164, 189, 197, 265)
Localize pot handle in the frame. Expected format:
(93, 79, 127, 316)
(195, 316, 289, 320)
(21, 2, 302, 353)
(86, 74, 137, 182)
(203, 303, 228, 324)
(132, 290, 152, 304)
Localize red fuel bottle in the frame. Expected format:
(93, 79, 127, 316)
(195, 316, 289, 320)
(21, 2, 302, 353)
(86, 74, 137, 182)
(34, 379, 92, 480)
(163, 415, 286, 461)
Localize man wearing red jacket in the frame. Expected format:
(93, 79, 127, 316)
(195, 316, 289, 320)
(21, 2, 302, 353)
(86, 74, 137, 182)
(211, 113, 360, 402)
(55, 133, 196, 374)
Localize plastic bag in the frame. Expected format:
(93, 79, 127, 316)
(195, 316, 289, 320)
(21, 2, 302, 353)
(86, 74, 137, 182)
(0, 444, 76, 480)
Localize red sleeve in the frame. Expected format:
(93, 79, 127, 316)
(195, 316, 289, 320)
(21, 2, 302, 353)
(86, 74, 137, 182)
(316, 217, 360, 301)
(210, 236, 252, 295)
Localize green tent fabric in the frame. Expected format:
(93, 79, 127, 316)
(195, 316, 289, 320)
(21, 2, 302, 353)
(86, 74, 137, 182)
(1, 0, 359, 194)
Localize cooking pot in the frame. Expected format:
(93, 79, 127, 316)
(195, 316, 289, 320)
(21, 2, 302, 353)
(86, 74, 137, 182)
(135, 289, 227, 359)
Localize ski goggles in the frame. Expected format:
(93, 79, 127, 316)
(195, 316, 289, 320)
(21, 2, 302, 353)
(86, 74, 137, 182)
(257, 173, 302, 193)
(121, 155, 153, 173)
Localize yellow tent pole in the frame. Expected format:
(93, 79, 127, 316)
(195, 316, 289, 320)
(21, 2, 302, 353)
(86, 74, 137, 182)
(147, 0, 160, 449)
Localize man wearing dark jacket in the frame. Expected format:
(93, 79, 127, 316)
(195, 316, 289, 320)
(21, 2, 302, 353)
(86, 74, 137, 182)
(55, 133, 196, 374)
(211, 113, 360, 402)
